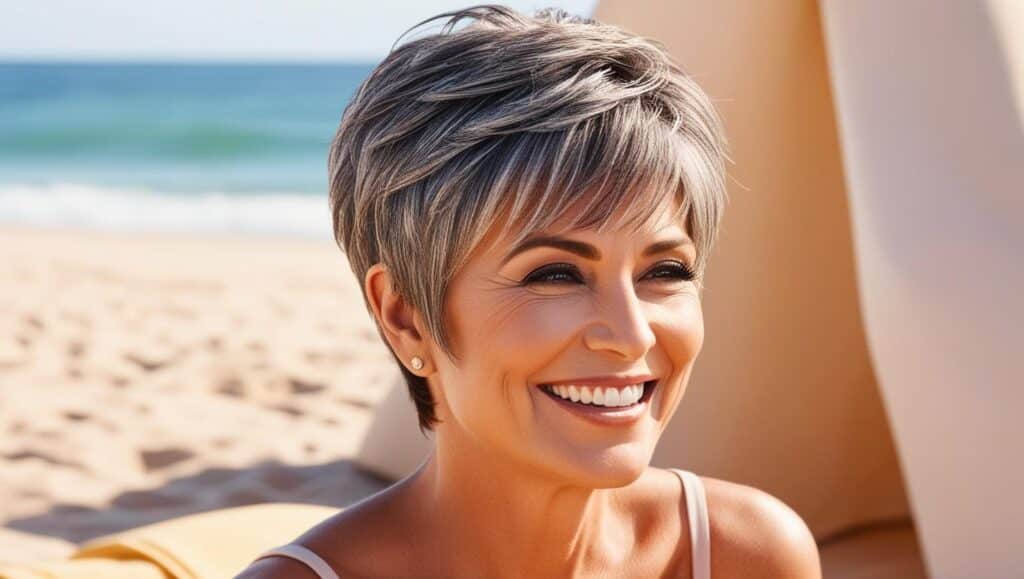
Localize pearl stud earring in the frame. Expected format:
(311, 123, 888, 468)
(411, 356, 424, 370)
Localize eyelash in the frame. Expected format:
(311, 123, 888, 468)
(522, 261, 696, 286)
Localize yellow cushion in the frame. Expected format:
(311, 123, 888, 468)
(0, 503, 338, 579)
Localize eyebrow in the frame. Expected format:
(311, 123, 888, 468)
(501, 235, 694, 266)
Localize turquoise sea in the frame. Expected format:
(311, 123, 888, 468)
(0, 61, 375, 236)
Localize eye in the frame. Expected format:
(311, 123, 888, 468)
(522, 263, 582, 285)
(645, 260, 696, 282)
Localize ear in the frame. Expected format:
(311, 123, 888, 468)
(364, 263, 434, 376)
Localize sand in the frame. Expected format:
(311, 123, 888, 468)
(0, 226, 399, 565)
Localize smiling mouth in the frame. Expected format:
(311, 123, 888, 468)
(538, 380, 657, 408)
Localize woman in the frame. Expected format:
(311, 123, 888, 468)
(240, 5, 820, 578)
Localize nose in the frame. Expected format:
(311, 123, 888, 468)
(582, 279, 657, 360)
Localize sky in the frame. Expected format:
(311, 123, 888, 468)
(1, 0, 598, 62)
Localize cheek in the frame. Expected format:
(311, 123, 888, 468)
(651, 295, 704, 418)
(439, 291, 585, 420)
(651, 293, 704, 375)
(459, 292, 586, 373)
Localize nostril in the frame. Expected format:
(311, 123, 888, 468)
(580, 310, 657, 359)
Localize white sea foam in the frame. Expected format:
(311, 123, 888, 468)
(0, 183, 332, 238)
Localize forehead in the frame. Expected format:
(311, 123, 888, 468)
(472, 191, 689, 262)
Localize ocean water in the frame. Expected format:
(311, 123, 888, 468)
(0, 61, 375, 237)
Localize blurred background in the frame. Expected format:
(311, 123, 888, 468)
(2, 2, 1021, 578)
(0, 1, 588, 236)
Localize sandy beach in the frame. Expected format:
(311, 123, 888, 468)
(0, 226, 398, 565)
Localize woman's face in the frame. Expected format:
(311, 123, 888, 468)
(429, 200, 704, 487)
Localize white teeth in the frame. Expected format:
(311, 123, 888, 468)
(621, 386, 637, 406)
(545, 382, 648, 408)
(605, 388, 620, 406)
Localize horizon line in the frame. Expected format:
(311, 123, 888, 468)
(0, 55, 382, 66)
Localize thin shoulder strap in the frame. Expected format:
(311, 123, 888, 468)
(670, 468, 711, 579)
(254, 544, 341, 579)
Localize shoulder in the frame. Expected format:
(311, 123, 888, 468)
(256, 483, 415, 578)
(235, 555, 321, 579)
(700, 475, 822, 579)
(233, 503, 405, 578)
(235, 482, 411, 578)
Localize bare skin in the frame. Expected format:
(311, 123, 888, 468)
(238, 200, 821, 578)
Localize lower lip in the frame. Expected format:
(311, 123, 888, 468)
(537, 381, 656, 427)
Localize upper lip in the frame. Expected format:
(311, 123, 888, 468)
(540, 375, 657, 387)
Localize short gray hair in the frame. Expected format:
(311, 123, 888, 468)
(329, 4, 730, 433)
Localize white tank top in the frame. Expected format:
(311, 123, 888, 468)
(250, 468, 710, 579)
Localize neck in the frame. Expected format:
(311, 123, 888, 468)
(402, 426, 636, 578)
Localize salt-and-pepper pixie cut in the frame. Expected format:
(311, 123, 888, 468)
(329, 4, 730, 433)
